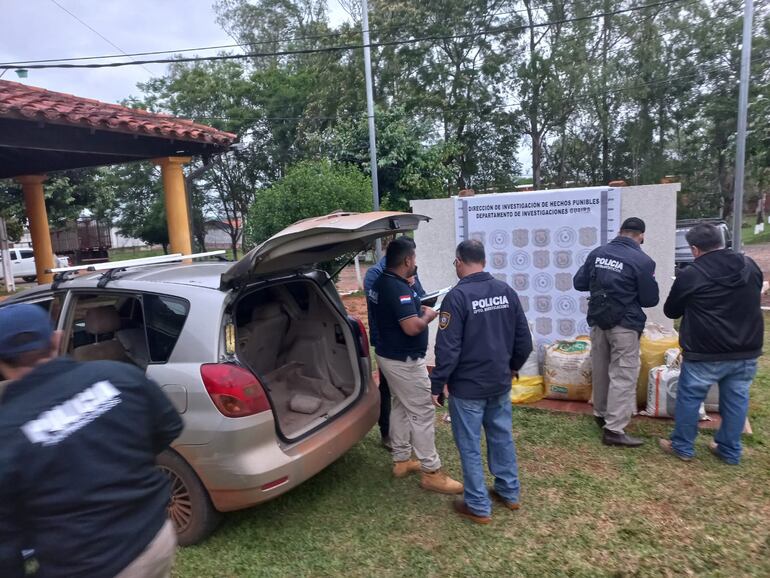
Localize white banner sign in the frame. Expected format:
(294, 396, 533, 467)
(455, 187, 621, 349)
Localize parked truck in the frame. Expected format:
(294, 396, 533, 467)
(50, 218, 111, 265)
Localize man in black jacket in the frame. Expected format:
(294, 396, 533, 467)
(0, 303, 183, 578)
(573, 217, 659, 447)
(659, 224, 763, 465)
(431, 240, 532, 524)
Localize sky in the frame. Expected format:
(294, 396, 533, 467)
(1, 0, 531, 175)
(0, 0, 351, 103)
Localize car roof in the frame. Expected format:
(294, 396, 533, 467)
(8, 262, 231, 298)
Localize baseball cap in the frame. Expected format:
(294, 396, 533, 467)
(620, 217, 646, 233)
(0, 303, 54, 360)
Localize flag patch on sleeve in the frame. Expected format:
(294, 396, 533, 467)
(399, 295, 412, 304)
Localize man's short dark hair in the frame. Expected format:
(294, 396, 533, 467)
(685, 224, 725, 252)
(456, 240, 486, 264)
(385, 237, 416, 268)
(0, 347, 51, 370)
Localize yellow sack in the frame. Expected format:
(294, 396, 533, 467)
(637, 323, 679, 407)
(511, 375, 545, 404)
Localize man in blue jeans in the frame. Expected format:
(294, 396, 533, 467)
(431, 240, 532, 523)
(659, 224, 763, 464)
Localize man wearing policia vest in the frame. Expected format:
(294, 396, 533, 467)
(573, 217, 659, 448)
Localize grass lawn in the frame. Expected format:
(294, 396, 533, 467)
(174, 323, 770, 577)
(741, 223, 770, 245)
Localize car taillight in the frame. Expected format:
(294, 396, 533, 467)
(200, 364, 271, 418)
(350, 315, 370, 358)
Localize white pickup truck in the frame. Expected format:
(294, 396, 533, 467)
(0, 248, 69, 282)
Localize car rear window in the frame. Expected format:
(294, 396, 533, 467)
(143, 294, 190, 363)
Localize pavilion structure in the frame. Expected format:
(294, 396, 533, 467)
(0, 80, 237, 284)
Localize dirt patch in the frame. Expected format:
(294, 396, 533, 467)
(336, 263, 371, 294)
(342, 294, 369, 333)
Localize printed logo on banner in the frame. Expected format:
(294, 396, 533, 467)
(455, 186, 621, 345)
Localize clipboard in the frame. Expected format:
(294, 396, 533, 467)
(420, 286, 452, 308)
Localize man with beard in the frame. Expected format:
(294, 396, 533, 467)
(371, 237, 463, 495)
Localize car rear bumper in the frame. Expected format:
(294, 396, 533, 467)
(182, 376, 379, 512)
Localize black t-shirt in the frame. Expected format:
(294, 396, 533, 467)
(0, 357, 183, 578)
(371, 270, 428, 361)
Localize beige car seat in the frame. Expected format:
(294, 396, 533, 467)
(73, 305, 128, 363)
(237, 302, 289, 374)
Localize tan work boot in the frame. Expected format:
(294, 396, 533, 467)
(420, 469, 464, 494)
(453, 499, 492, 524)
(392, 459, 421, 478)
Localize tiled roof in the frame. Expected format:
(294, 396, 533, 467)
(0, 80, 236, 147)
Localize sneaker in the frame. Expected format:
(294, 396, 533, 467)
(489, 488, 520, 511)
(392, 459, 421, 478)
(658, 438, 693, 462)
(420, 469, 464, 494)
(453, 499, 491, 524)
(602, 429, 644, 447)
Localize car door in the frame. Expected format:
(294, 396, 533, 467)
(220, 211, 429, 289)
(17, 249, 36, 277)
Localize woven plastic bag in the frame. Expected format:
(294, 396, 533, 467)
(511, 324, 544, 404)
(510, 375, 545, 404)
(637, 323, 679, 407)
(544, 336, 592, 401)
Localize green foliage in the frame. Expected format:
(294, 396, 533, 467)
(311, 108, 460, 211)
(3, 0, 767, 244)
(102, 162, 169, 249)
(246, 160, 372, 245)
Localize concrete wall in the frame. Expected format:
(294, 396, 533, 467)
(411, 184, 679, 365)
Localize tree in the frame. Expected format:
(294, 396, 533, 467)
(102, 162, 171, 252)
(372, 0, 515, 190)
(245, 160, 372, 245)
(312, 107, 460, 210)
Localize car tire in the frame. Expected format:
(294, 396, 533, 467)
(156, 450, 222, 546)
(22, 276, 37, 283)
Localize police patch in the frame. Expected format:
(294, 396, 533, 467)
(438, 311, 451, 330)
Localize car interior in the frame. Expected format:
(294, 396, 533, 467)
(66, 293, 188, 370)
(234, 280, 360, 439)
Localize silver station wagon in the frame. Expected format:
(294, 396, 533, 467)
(1, 211, 428, 545)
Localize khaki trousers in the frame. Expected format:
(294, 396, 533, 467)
(590, 326, 641, 434)
(375, 354, 441, 471)
(115, 519, 176, 578)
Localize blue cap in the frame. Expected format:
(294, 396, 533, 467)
(0, 303, 54, 360)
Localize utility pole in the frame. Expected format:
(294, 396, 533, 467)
(361, 0, 382, 260)
(732, 0, 754, 253)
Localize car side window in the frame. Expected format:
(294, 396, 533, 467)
(21, 294, 65, 327)
(19, 249, 34, 260)
(142, 294, 190, 363)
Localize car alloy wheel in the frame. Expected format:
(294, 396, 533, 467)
(158, 465, 194, 534)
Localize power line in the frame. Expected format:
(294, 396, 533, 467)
(47, 0, 155, 76)
(1, 0, 690, 70)
(0, 6, 542, 67)
(188, 53, 768, 126)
